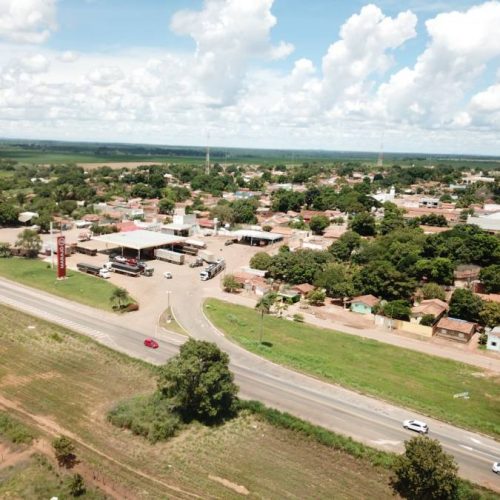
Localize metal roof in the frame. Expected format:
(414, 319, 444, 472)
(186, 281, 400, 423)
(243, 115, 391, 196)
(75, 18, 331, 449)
(93, 230, 185, 250)
(232, 229, 283, 241)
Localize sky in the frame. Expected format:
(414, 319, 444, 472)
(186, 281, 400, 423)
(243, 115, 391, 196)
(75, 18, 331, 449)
(0, 0, 500, 155)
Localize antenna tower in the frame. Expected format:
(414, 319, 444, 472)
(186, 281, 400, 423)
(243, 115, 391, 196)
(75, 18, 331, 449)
(205, 131, 210, 175)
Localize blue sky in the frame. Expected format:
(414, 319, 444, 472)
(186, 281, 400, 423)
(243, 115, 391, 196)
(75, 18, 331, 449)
(0, 0, 499, 154)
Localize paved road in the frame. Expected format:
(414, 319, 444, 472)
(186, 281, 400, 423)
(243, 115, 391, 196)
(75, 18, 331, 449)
(0, 277, 499, 492)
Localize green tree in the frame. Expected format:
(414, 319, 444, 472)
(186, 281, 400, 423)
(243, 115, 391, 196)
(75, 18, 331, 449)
(250, 252, 272, 270)
(382, 300, 411, 320)
(479, 264, 500, 294)
(354, 260, 417, 301)
(307, 289, 326, 306)
(329, 231, 361, 261)
(448, 289, 483, 323)
(15, 228, 42, 258)
(0, 242, 11, 258)
(309, 215, 330, 235)
(315, 262, 355, 299)
(392, 436, 459, 500)
(67, 473, 86, 497)
(110, 287, 130, 310)
(420, 314, 436, 326)
(231, 199, 259, 224)
(421, 283, 445, 301)
(157, 339, 238, 424)
(52, 435, 76, 468)
(33, 212, 52, 233)
(158, 197, 175, 214)
(415, 258, 454, 285)
(222, 274, 240, 293)
(349, 212, 376, 236)
(256, 292, 277, 343)
(479, 301, 500, 329)
(0, 202, 20, 226)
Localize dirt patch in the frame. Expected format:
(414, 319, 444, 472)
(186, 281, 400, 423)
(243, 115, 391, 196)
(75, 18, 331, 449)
(0, 371, 60, 388)
(0, 442, 34, 469)
(208, 475, 249, 496)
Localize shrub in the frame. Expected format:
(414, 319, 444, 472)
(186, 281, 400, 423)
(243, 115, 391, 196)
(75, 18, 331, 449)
(293, 313, 304, 323)
(108, 393, 180, 443)
(67, 473, 86, 497)
(52, 435, 76, 467)
(0, 412, 35, 444)
(420, 314, 436, 327)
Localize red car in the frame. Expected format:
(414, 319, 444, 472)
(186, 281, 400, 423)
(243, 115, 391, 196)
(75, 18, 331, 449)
(144, 338, 159, 349)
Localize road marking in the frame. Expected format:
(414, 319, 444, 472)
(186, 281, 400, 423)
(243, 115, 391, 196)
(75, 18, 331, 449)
(460, 445, 474, 451)
(470, 438, 481, 444)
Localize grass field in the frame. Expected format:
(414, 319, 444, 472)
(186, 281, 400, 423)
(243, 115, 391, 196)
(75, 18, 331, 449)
(0, 304, 404, 499)
(204, 299, 500, 439)
(0, 258, 133, 312)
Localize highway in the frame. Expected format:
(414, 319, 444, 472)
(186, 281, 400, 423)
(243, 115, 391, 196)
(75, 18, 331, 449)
(0, 277, 499, 492)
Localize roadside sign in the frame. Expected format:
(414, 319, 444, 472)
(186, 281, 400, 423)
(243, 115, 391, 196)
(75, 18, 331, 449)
(57, 235, 66, 279)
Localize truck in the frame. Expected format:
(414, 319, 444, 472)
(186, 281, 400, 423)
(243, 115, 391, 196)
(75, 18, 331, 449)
(75, 245, 97, 256)
(103, 261, 141, 277)
(199, 250, 216, 263)
(200, 259, 225, 281)
(77, 262, 111, 279)
(154, 248, 185, 265)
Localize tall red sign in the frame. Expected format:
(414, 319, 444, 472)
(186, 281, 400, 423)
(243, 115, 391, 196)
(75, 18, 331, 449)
(57, 235, 66, 279)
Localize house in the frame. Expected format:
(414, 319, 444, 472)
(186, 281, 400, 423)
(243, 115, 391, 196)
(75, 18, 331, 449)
(292, 283, 315, 296)
(419, 197, 440, 208)
(410, 299, 448, 324)
(350, 295, 380, 315)
(476, 293, 500, 304)
(486, 327, 500, 352)
(434, 317, 476, 343)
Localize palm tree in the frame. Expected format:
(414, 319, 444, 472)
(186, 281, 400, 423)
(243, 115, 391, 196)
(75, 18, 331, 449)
(110, 287, 130, 310)
(255, 292, 277, 344)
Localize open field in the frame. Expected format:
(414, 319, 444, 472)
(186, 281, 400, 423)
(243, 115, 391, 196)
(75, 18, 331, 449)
(0, 258, 131, 312)
(204, 299, 500, 439)
(0, 303, 409, 499)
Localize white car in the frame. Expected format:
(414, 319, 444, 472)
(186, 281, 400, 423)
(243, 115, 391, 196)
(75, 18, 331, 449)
(163, 272, 173, 279)
(403, 419, 429, 434)
(493, 462, 500, 474)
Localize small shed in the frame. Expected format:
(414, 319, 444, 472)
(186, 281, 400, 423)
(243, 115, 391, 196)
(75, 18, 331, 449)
(434, 317, 476, 343)
(349, 295, 380, 315)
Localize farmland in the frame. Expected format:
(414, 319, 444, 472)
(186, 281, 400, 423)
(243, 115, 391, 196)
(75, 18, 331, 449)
(0, 303, 406, 499)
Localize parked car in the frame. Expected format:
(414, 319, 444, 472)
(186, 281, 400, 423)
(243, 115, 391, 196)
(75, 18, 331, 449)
(493, 462, 500, 474)
(224, 238, 236, 246)
(144, 338, 159, 349)
(163, 271, 173, 279)
(403, 419, 429, 434)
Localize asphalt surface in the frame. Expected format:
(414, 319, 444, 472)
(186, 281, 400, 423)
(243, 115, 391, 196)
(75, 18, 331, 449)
(0, 277, 499, 492)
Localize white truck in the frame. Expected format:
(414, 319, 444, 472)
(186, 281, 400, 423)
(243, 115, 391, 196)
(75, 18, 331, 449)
(77, 262, 111, 279)
(154, 248, 185, 265)
(200, 259, 226, 281)
(199, 250, 216, 263)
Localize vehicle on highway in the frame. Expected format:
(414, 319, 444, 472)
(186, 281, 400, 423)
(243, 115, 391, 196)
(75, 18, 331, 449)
(403, 419, 429, 434)
(493, 462, 500, 474)
(144, 338, 159, 349)
(163, 271, 173, 279)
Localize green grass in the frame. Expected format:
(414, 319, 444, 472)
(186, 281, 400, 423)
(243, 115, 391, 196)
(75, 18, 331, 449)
(204, 299, 500, 438)
(0, 454, 106, 499)
(0, 257, 134, 311)
(0, 411, 36, 444)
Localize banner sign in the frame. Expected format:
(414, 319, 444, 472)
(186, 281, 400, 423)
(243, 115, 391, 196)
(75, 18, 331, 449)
(57, 235, 66, 279)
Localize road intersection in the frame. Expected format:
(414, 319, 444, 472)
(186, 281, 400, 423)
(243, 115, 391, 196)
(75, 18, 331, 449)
(0, 276, 499, 491)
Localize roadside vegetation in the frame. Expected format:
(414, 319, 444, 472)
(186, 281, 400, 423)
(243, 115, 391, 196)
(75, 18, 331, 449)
(0, 411, 36, 444)
(204, 298, 500, 438)
(0, 258, 135, 312)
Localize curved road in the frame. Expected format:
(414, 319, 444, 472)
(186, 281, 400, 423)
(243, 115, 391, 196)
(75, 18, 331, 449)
(0, 277, 499, 492)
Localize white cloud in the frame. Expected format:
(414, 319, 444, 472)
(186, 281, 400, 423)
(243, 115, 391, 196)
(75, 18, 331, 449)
(19, 53, 49, 73)
(58, 51, 79, 63)
(378, 1, 500, 127)
(0, 0, 57, 44)
(86, 66, 124, 86)
(321, 4, 417, 102)
(170, 0, 293, 104)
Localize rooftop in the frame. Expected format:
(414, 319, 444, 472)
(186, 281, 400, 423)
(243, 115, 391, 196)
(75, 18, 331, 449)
(233, 229, 283, 241)
(436, 317, 476, 334)
(93, 230, 185, 250)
